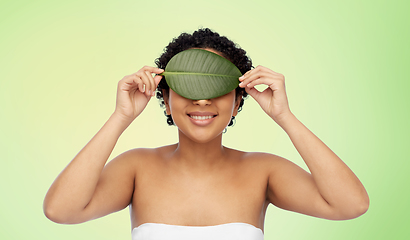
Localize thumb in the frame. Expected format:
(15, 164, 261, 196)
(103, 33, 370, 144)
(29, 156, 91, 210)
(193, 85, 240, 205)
(245, 86, 262, 102)
(154, 74, 163, 86)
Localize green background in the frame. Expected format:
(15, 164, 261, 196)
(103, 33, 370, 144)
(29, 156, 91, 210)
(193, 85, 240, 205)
(1, 0, 409, 239)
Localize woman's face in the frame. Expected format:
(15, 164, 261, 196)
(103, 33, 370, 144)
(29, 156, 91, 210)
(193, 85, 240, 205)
(163, 48, 241, 143)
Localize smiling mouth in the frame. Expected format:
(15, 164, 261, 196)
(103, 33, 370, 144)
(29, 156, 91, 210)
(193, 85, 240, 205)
(188, 115, 216, 120)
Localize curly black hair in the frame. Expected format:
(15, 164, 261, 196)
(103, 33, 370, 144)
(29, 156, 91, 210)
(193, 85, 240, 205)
(155, 28, 252, 127)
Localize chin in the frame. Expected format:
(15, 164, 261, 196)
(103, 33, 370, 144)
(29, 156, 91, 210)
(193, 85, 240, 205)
(178, 128, 225, 144)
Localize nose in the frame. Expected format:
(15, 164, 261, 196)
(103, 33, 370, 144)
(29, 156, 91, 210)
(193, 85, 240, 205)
(193, 99, 212, 106)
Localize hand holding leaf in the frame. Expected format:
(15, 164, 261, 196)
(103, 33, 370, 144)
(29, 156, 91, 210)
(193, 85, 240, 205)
(114, 66, 163, 124)
(239, 66, 292, 124)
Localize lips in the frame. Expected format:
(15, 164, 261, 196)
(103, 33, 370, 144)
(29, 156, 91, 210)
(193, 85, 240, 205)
(187, 111, 217, 126)
(189, 115, 214, 120)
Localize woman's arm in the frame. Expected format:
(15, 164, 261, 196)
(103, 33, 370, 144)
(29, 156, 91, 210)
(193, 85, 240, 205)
(239, 66, 369, 219)
(267, 114, 369, 219)
(43, 67, 163, 223)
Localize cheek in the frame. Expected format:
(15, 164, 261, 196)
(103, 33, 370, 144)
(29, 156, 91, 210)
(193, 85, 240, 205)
(213, 99, 237, 122)
(168, 93, 190, 124)
(169, 101, 183, 116)
(219, 93, 237, 111)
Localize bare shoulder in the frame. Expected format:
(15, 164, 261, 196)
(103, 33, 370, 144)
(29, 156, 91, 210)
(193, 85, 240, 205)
(223, 148, 298, 181)
(110, 144, 176, 163)
(242, 151, 285, 161)
(233, 150, 311, 190)
(232, 150, 323, 216)
(238, 150, 310, 182)
(233, 149, 292, 169)
(243, 151, 329, 218)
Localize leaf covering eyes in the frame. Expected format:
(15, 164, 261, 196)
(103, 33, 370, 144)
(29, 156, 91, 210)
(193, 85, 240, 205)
(160, 49, 242, 100)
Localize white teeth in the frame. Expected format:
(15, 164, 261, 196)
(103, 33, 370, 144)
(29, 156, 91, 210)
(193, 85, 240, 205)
(190, 115, 214, 120)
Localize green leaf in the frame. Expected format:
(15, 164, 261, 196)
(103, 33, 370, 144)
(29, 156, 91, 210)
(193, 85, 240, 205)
(160, 49, 242, 100)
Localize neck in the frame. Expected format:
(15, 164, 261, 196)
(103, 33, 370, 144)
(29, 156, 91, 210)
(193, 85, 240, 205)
(173, 129, 228, 169)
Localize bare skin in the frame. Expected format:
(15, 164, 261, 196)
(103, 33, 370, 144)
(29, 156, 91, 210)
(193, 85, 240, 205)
(43, 49, 369, 233)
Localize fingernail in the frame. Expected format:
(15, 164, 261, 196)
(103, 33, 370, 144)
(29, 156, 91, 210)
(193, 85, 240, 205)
(147, 90, 151, 95)
(239, 76, 244, 80)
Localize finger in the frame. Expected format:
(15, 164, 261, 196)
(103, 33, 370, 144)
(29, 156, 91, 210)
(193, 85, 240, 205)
(239, 72, 256, 86)
(239, 68, 255, 81)
(120, 74, 138, 85)
(137, 72, 152, 96)
(132, 77, 145, 93)
(244, 85, 263, 102)
(245, 77, 275, 89)
(240, 65, 266, 79)
(246, 73, 282, 89)
(246, 85, 274, 106)
(268, 68, 283, 76)
(137, 66, 164, 96)
(240, 66, 281, 81)
(119, 75, 139, 91)
(144, 70, 156, 96)
(239, 71, 268, 87)
(155, 68, 165, 74)
(141, 66, 164, 74)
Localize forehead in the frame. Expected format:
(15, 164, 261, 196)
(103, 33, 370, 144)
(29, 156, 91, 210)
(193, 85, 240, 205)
(190, 47, 225, 58)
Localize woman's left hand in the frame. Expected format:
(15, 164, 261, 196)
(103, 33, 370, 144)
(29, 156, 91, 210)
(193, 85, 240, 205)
(239, 65, 292, 124)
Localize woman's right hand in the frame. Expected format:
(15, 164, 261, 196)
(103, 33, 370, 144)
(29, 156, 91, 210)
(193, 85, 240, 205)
(114, 66, 164, 124)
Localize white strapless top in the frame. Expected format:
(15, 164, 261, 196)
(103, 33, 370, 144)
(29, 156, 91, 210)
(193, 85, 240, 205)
(132, 222, 264, 240)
